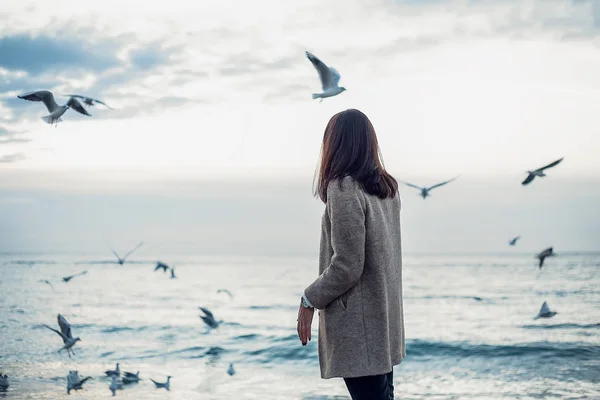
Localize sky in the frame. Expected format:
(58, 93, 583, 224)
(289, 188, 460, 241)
(1, 0, 599, 254)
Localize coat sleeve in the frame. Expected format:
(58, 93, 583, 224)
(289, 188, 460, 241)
(303, 178, 366, 310)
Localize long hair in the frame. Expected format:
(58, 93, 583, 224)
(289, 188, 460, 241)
(314, 109, 398, 202)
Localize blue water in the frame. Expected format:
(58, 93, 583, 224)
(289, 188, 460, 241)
(0, 252, 599, 399)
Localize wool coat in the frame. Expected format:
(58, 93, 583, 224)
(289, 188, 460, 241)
(304, 176, 405, 379)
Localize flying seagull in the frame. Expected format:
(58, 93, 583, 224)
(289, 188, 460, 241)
(67, 370, 92, 394)
(40, 279, 56, 291)
(43, 314, 81, 358)
(522, 158, 564, 185)
(150, 376, 171, 391)
(305, 51, 346, 102)
(0, 373, 8, 391)
(536, 247, 555, 269)
(107, 241, 144, 265)
(109, 375, 123, 396)
(170, 267, 176, 279)
(398, 175, 460, 199)
(18, 90, 91, 126)
(217, 289, 234, 299)
(122, 371, 140, 385)
(227, 363, 235, 376)
(105, 363, 120, 377)
(199, 307, 221, 329)
(509, 236, 521, 246)
(534, 301, 557, 319)
(62, 270, 88, 283)
(155, 262, 169, 273)
(63, 94, 113, 109)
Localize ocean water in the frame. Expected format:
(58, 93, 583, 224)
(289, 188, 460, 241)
(0, 252, 598, 399)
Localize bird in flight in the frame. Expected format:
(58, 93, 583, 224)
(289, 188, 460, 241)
(398, 175, 460, 199)
(536, 247, 555, 269)
(305, 51, 346, 102)
(217, 289, 234, 299)
(155, 262, 169, 273)
(62, 94, 113, 109)
(199, 307, 221, 329)
(39, 279, 56, 291)
(67, 370, 92, 394)
(18, 90, 92, 126)
(522, 158, 564, 186)
(43, 314, 81, 358)
(509, 236, 521, 246)
(107, 241, 144, 265)
(62, 270, 88, 283)
(534, 301, 557, 319)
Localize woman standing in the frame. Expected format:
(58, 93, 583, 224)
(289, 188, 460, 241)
(297, 109, 405, 400)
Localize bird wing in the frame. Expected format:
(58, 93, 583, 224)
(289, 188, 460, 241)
(66, 97, 91, 116)
(521, 173, 535, 185)
(539, 301, 550, 315)
(427, 175, 459, 191)
(306, 51, 334, 90)
(397, 180, 423, 190)
(78, 376, 92, 385)
(123, 372, 137, 378)
(329, 67, 341, 87)
(93, 99, 113, 109)
(122, 241, 144, 261)
(536, 157, 564, 172)
(199, 307, 214, 319)
(43, 324, 68, 342)
(18, 90, 60, 113)
(57, 314, 73, 339)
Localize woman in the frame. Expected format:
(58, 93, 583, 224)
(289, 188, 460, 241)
(297, 109, 405, 400)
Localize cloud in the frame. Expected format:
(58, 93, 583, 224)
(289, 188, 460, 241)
(0, 34, 120, 74)
(0, 153, 26, 163)
(0, 124, 29, 143)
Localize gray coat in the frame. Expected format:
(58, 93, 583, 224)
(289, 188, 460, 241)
(304, 176, 405, 379)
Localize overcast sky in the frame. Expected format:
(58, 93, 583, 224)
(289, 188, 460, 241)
(1, 0, 599, 254)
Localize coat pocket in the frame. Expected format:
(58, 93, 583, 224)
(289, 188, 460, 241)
(339, 292, 348, 310)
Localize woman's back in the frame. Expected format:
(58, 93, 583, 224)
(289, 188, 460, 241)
(306, 176, 405, 379)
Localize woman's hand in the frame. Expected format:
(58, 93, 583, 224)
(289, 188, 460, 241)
(297, 302, 315, 346)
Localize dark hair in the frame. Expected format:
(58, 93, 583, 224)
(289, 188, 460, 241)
(314, 109, 398, 202)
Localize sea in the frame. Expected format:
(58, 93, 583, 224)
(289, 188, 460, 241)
(0, 251, 598, 399)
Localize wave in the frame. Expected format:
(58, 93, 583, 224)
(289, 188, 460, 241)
(520, 323, 600, 330)
(406, 339, 600, 361)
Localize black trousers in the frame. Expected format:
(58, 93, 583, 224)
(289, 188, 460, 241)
(343, 370, 394, 400)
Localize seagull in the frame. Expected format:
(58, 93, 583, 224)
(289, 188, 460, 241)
(0, 373, 8, 391)
(67, 370, 92, 394)
(522, 158, 564, 185)
(227, 363, 235, 376)
(107, 241, 144, 265)
(398, 175, 460, 199)
(217, 289, 234, 299)
(305, 51, 346, 102)
(18, 90, 92, 126)
(509, 236, 521, 246)
(63, 94, 113, 109)
(534, 301, 557, 319)
(40, 279, 56, 291)
(199, 307, 222, 329)
(122, 371, 140, 384)
(150, 376, 171, 391)
(155, 262, 169, 273)
(170, 267, 176, 279)
(105, 363, 120, 377)
(43, 314, 81, 358)
(62, 270, 88, 283)
(109, 375, 123, 396)
(536, 247, 555, 269)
